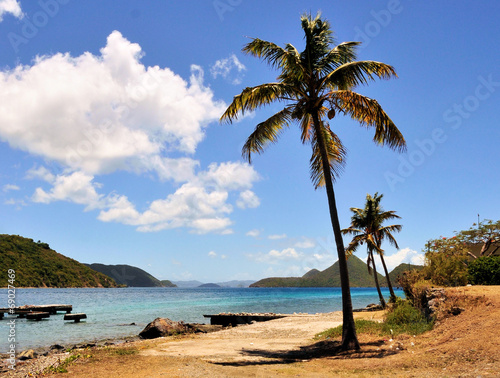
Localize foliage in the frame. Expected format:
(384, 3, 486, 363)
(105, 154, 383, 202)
(45, 352, 92, 373)
(468, 256, 500, 285)
(221, 12, 405, 350)
(396, 270, 431, 310)
(383, 300, 433, 335)
(389, 263, 424, 286)
(423, 237, 469, 287)
(0, 234, 117, 288)
(315, 300, 433, 340)
(459, 219, 500, 257)
(342, 192, 402, 305)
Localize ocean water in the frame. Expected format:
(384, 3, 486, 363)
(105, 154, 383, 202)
(0, 287, 401, 351)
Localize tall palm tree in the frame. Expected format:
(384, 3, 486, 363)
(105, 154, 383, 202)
(220, 13, 405, 350)
(343, 193, 402, 305)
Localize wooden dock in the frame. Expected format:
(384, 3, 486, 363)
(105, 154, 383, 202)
(203, 312, 287, 327)
(0, 304, 73, 317)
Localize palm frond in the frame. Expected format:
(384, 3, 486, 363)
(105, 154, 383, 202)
(317, 42, 360, 73)
(242, 107, 293, 163)
(309, 124, 346, 188)
(333, 91, 406, 152)
(323, 61, 396, 90)
(220, 83, 296, 124)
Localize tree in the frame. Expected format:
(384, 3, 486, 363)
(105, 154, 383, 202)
(460, 219, 500, 258)
(342, 193, 402, 307)
(220, 13, 405, 350)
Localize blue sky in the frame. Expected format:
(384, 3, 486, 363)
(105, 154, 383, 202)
(0, 0, 498, 282)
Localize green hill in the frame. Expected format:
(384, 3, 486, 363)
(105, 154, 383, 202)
(161, 280, 176, 287)
(0, 234, 117, 288)
(302, 268, 321, 279)
(388, 263, 424, 285)
(250, 255, 386, 287)
(85, 263, 165, 287)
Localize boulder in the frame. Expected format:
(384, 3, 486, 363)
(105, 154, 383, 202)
(139, 317, 188, 339)
(18, 349, 36, 360)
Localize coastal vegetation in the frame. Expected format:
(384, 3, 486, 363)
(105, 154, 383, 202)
(221, 12, 405, 350)
(398, 219, 500, 294)
(315, 300, 433, 340)
(343, 193, 402, 307)
(0, 234, 117, 288)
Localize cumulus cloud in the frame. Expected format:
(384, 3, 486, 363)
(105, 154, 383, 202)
(208, 251, 217, 258)
(236, 190, 260, 209)
(0, 31, 262, 234)
(96, 161, 259, 234)
(210, 54, 246, 84)
(0, 0, 23, 21)
(376, 248, 425, 272)
(0, 31, 225, 178)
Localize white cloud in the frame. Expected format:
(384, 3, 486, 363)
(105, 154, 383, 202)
(0, 0, 23, 21)
(96, 161, 259, 234)
(208, 251, 217, 258)
(249, 248, 303, 264)
(32, 171, 103, 211)
(210, 54, 246, 85)
(0, 31, 226, 178)
(0, 31, 262, 235)
(269, 248, 301, 260)
(2, 184, 19, 192)
(246, 229, 260, 238)
(377, 248, 425, 272)
(268, 234, 287, 240)
(236, 190, 260, 209)
(25, 166, 56, 183)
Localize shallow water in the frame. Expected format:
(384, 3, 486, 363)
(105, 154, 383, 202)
(0, 287, 400, 351)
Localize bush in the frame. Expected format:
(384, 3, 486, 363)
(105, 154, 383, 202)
(383, 300, 434, 335)
(468, 256, 500, 285)
(421, 237, 470, 287)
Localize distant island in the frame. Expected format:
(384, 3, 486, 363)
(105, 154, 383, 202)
(0, 234, 117, 288)
(173, 280, 256, 288)
(198, 283, 222, 288)
(250, 255, 422, 288)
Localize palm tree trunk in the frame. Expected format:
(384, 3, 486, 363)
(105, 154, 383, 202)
(379, 254, 397, 303)
(369, 250, 386, 308)
(312, 113, 359, 351)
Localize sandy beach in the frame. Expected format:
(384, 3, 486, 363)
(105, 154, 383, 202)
(4, 286, 500, 377)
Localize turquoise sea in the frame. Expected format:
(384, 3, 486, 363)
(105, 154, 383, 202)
(0, 287, 401, 352)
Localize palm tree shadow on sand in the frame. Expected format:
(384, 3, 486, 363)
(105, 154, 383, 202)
(212, 340, 399, 367)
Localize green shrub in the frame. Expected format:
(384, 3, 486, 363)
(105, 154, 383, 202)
(383, 300, 433, 335)
(468, 256, 500, 285)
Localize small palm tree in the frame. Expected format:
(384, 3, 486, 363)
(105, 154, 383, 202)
(343, 193, 402, 305)
(220, 13, 405, 350)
